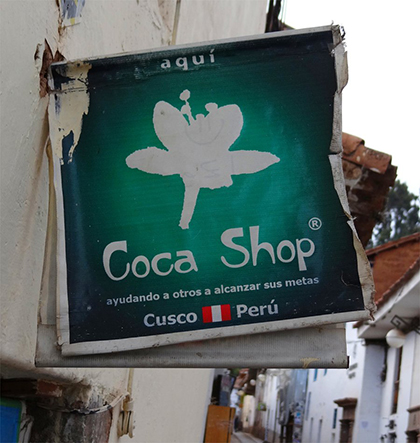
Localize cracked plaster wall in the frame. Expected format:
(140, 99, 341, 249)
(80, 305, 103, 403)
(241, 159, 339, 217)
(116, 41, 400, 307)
(176, 0, 267, 44)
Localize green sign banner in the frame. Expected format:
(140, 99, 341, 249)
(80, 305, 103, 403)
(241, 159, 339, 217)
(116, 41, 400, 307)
(49, 26, 374, 356)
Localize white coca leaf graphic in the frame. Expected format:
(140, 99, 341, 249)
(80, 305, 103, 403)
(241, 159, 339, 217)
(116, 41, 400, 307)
(126, 90, 280, 229)
(229, 150, 280, 175)
(126, 147, 177, 176)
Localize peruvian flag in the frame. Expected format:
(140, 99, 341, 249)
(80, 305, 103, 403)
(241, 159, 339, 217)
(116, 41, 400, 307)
(202, 304, 231, 323)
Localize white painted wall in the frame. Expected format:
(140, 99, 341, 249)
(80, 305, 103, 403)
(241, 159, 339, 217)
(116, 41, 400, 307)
(410, 331, 420, 408)
(264, 370, 282, 436)
(378, 331, 418, 442)
(1, 0, 172, 378)
(352, 342, 384, 443)
(0, 1, 266, 441)
(302, 323, 366, 443)
(114, 368, 214, 443)
(176, 0, 267, 44)
(302, 322, 419, 443)
(260, 369, 292, 439)
(243, 395, 256, 430)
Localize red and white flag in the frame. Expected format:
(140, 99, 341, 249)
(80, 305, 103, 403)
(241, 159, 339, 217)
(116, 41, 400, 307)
(202, 304, 231, 323)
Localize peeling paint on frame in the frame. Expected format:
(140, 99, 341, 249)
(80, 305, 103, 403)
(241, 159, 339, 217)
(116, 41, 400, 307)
(328, 26, 376, 318)
(48, 62, 91, 164)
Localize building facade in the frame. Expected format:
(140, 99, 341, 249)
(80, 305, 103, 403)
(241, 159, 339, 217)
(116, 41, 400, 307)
(0, 1, 267, 441)
(302, 234, 420, 443)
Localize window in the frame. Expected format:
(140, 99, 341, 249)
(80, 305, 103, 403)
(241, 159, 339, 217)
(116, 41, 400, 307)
(305, 392, 311, 420)
(391, 347, 403, 414)
(324, 369, 328, 376)
(332, 408, 337, 429)
(309, 417, 314, 441)
(314, 369, 318, 381)
(317, 419, 323, 443)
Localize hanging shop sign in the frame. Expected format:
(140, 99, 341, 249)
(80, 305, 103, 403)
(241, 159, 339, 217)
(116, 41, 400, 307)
(49, 25, 375, 356)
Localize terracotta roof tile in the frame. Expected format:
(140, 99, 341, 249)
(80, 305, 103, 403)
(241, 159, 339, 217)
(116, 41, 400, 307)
(342, 133, 392, 174)
(375, 257, 420, 309)
(341, 133, 397, 247)
(366, 232, 420, 257)
(354, 234, 420, 328)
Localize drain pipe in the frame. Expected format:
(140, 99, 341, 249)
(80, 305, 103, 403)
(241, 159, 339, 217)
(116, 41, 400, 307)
(171, 0, 182, 45)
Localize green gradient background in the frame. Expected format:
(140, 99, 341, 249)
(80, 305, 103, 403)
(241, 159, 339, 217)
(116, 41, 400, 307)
(57, 31, 365, 344)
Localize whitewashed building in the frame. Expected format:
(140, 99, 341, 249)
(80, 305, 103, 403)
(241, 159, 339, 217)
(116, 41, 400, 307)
(0, 1, 267, 441)
(302, 234, 420, 443)
(255, 369, 308, 442)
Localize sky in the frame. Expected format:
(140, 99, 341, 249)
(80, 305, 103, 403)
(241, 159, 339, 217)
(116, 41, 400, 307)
(283, 0, 420, 195)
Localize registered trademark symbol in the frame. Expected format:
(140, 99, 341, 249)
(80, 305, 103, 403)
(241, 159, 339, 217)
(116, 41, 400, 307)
(308, 217, 322, 230)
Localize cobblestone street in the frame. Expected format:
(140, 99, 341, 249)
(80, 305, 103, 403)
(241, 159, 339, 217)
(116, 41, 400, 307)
(231, 431, 264, 443)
